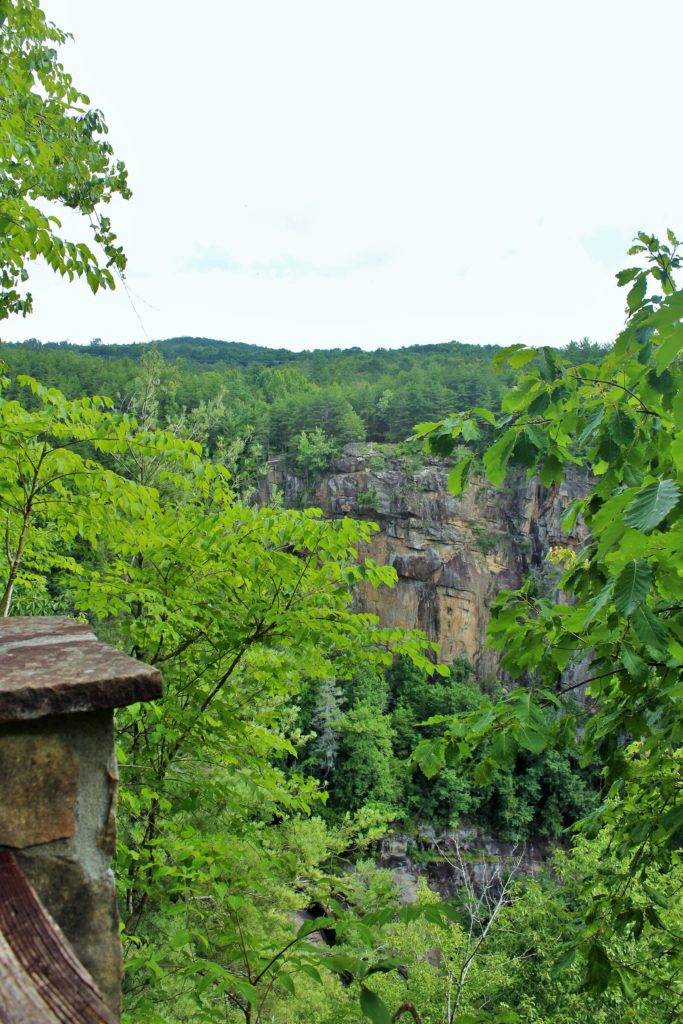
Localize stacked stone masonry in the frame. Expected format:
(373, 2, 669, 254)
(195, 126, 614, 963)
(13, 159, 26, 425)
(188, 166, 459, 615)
(0, 616, 162, 1021)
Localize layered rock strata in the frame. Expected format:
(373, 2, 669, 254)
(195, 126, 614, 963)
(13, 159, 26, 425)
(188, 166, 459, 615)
(263, 444, 587, 678)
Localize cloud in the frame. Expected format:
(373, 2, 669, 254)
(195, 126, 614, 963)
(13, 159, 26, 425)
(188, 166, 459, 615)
(185, 248, 390, 279)
(185, 248, 244, 273)
(581, 228, 634, 271)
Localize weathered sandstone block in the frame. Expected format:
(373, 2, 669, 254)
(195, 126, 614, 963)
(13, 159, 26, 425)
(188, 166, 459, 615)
(0, 616, 162, 1020)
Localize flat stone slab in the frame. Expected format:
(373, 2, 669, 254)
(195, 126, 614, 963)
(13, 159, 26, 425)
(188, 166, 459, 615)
(0, 617, 162, 723)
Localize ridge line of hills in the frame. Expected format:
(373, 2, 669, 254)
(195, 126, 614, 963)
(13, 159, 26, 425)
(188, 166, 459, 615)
(1, 336, 605, 454)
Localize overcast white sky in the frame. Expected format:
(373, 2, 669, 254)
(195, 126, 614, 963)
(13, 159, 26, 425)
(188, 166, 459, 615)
(6, 0, 683, 350)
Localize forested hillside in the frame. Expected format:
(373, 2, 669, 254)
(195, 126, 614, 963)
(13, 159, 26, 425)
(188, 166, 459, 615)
(2, 336, 602, 455)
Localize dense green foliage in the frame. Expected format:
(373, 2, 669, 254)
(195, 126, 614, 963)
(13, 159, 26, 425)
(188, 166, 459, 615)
(299, 657, 596, 843)
(3, 346, 673, 1024)
(0, 368, 442, 1022)
(1, 336, 604, 459)
(418, 231, 683, 1001)
(0, 0, 130, 321)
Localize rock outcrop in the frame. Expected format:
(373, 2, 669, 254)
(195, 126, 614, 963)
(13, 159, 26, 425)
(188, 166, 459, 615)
(378, 827, 550, 903)
(262, 444, 587, 679)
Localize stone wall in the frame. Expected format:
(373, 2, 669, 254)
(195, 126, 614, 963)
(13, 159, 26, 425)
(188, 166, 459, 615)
(0, 710, 121, 1010)
(0, 616, 162, 1019)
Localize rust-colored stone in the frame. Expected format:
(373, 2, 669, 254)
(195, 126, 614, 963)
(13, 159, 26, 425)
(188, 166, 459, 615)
(0, 733, 78, 847)
(0, 616, 162, 723)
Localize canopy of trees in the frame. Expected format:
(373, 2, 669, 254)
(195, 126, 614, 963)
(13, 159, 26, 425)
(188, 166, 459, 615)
(1, 336, 604, 458)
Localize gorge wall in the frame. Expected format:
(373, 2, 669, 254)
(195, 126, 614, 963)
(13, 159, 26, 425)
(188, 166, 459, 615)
(262, 443, 587, 679)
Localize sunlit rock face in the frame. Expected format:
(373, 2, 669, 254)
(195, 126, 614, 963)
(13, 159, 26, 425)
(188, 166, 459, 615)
(262, 444, 588, 679)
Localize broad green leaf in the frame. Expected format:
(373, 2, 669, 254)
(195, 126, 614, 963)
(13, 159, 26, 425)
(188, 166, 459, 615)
(447, 456, 473, 495)
(461, 418, 481, 441)
(561, 498, 582, 532)
(507, 347, 539, 369)
(626, 275, 647, 311)
(654, 329, 683, 372)
(359, 986, 392, 1024)
(586, 943, 612, 992)
(619, 644, 648, 679)
(483, 429, 517, 486)
(323, 953, 363, 977)
(614, 560, 652, 616)
(493, 343, 526, 369)
(539, 453, 563, 486)
(616, 267, 640, 286)
(298, 963, 323, 985)
(516, 725, 547, 754)
(630, 604, 669, 653)
(413, 738, 446, 779)
(623, 479, 680, 532)
(471, 406, 497, 425)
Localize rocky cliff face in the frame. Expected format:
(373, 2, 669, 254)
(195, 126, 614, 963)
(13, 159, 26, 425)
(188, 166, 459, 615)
(378, 827, 550, 903)
(263, 444, 587, 679)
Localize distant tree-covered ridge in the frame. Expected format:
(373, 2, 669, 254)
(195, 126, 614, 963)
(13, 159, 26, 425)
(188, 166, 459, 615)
(1, 336, 605, 457)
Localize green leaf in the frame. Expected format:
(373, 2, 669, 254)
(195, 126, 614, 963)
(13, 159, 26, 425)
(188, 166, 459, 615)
(507, 347, 539, 369)
(447, 456, 473, 495)
(561, 498, 581, 532)
(539, 453, 563, 486)
(471, 406, 497, 425)
(654, 329, 683, 372)
(614, 560, 652, 616)
(359, 986, 392, 1024)
(461, 418, 481, 441)
(413, 738, 446, 779)
(277, 973, 296, 995)
(483, 429, 517, 486)
(619, 644, 648, 679)
(642, 883, 670, 909)
(524, 422, 549, 451)
(323, 953, 363, 977)
(488, 729, 518, 766)
(230, 978, 260, 1007)
(623, 479, 680, 533)
(516, 725, 547, 754)
(298, 963, 324, 985)
(493, 343, 526, 369)
(630, 604, 669, 654)
(586, 943, 612, 992)
(627, 275, 647, 311)
(616, 267, 640, 287)
(577, 409, 605, 446)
